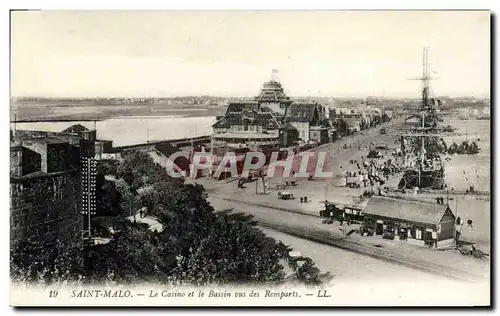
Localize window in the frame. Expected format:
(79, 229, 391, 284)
(414, 227, 423, 240)
(365, 217, 375, 228)
(387, 221, 394, 233)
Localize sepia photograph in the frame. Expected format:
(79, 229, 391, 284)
(8, 9, 491, 307)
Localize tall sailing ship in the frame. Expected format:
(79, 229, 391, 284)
(397, 48, 446, 190)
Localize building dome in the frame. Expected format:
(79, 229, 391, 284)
(256, 80, 290, 102)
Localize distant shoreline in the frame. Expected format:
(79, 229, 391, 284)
(11, 103, 224, 122)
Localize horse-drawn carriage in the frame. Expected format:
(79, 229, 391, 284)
(278, 191, 295, 200)
(367, 150, 383, 159)
(456, 244, 489, 261)
(319, 201, 364, 224)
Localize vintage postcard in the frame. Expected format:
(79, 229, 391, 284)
(9, 10, 491, 307)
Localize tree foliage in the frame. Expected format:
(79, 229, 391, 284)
(12, 151, 325, 287)
(10, 233, 84, 284)
(86, 220, 169, 284)
(96, 176, 123, 216)
(97, 159, 120, 177)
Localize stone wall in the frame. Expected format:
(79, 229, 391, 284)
(22, 147, 42, 175)
(20, 140, 47, 172)
(10, 148, 21, 177)
(10, 171, 83, 252)
(47, 142, 73, 173)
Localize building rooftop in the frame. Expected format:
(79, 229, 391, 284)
(212, 112, 282, 129)
(21, 135, 70, 145)
(285, 103, 319, 123)
(363, 196, 451, 226)
(12, 130, 72, 144)
(225, 102, 259, 114)
(213, 132, 279, 139)
(256, 80, 291, 102)
(61, 124, 90, 135)
(153, 142, 179, 158)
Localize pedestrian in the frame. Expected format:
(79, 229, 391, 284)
(300, 197, 304, 203)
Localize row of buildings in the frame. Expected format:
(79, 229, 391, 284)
(211, 78, 392, 150)
(8, 76, 393, 255)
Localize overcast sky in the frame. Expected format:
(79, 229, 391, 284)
(11, 10, 490, 98)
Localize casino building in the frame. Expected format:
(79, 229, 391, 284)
(211, 71, 330, 149)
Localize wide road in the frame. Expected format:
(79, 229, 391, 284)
(259, 228, 489, 306)
(208, 196, 489, 283)
(260, 227, 451, 282)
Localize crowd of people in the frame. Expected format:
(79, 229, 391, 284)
(342, 149, 404, 190)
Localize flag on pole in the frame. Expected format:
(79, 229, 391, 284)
(271, 69, 279, 82)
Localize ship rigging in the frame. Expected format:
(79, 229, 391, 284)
(396, 47, 446, 190)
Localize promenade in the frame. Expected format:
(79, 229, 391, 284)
(189, 119, 490, 282)
(208, 196, 489, 282)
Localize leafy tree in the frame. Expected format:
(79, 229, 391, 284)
(85, 220, 170, 284)
(169, 212, 284, 286)
(117, 151, 182, 192)
(13, 150, 327, 287)
(97, 160, 120, 177)
(10, 234, 84, 285)
(113, 179, 142, 218)
(96, 177, 123, 216)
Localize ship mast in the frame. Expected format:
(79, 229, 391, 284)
(410, 47, 436, 112)
(398, 47, 441, 189)
(422, 47, 430, 110)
